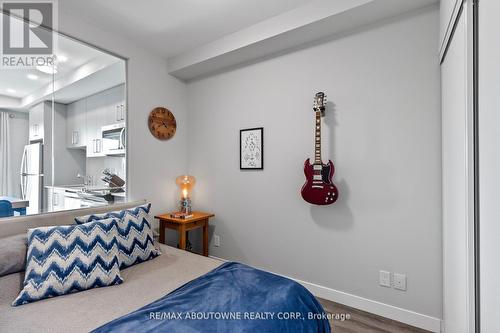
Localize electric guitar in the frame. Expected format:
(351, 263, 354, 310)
(301, 92, 338, 205)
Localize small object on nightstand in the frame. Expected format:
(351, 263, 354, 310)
(175, 175, 196, 214)
(170, 212, 194, 219)
(155, 211, 214, 256)
(175, 175, 197, 248)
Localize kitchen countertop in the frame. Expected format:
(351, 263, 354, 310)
(45, 185, 125, 191)
(45, 185, 126, 197)
(44, 185, 85, 190)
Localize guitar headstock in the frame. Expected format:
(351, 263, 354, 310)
(313, 92, 327, 115)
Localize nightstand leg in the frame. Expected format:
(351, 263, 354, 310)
(179, 225, 187, 250)
(159, 221, 165, 244)
(203, 219, 208, 256)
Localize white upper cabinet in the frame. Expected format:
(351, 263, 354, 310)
(29, 103, 44, 142)
(86, 92, 107, 158)
(106, 85, 126, 125)
(65, 83, 126, 157)
(66, 99, 87, 149)
(440, 0, 460, 54)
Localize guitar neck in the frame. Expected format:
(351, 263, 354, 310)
(314, 111, 322, 165)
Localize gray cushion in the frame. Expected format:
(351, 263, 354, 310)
(0, 234, 27, 277)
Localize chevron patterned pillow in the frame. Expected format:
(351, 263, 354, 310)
(12, 218, 123, 306)
(76, 204, 160, 269)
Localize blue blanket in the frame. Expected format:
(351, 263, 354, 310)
(93, 262, 331, 333)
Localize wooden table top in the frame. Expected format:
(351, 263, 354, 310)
(0, 196, 29, 209)
(155, 211, 215, 224)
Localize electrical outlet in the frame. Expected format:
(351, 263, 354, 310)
(394, 273, 407, 291)
(214, 235, 220, 247)
(379, 270, 391, 288)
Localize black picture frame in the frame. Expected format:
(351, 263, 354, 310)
(240, 127, 264, 170)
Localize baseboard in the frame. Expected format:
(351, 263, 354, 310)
(209, 255, 442, 332)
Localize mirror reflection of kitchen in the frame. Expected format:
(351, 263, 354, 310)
(0, 32, 126, 218)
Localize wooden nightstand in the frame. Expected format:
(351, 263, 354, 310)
(155, 212, 215, 256)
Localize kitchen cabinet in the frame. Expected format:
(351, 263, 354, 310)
(64, 193, 84, 210)
(46, 188, 66, 212)
(106, 85, 126, 125)
(66, 99, 87, 149)
(29, 103, 44, 142)
(86, 92, 107, 158)
(65, 83, 126, 157)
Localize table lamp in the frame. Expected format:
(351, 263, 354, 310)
(175, 175, 196, 214)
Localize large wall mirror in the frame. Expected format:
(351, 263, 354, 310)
(0, 16, 127, 219)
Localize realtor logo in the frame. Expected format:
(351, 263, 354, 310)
(2, 1, 53, 54)
(1, 0, 57, 68)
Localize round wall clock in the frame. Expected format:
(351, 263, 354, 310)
(148, 107, 176, 140)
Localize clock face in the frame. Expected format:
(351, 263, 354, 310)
(148, 107, 176, 140)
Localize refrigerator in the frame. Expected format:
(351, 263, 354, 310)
(20, 143, 43, 215)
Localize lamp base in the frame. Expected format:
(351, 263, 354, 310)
(179, 198, 192, 214)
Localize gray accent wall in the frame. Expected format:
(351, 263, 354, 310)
(58, 4, 443, 323)
(186, 8, 442, 318)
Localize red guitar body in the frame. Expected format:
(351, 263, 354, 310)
(301, 158, 338, 205)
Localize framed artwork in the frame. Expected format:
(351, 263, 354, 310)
(240, 127, 264, 170)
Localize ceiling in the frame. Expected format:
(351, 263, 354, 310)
(59, 0, 314, 58)
(0, 35, 116, 98)
(0, 12, 125, 110)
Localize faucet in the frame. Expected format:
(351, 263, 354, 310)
(76, 172, 94, 187)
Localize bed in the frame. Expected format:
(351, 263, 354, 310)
(0, 202, 329, 332)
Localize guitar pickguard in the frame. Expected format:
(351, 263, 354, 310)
(321, 164, 332, 184)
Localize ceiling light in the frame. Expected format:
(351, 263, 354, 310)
(36, 65, 58, 74)
(27, 74, 39, 80)
(6, 88, 16, 94)
(57, 54, 68, 63)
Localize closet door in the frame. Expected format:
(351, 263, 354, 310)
(479, 1, 500, 332)
(441, 2, 476, 333)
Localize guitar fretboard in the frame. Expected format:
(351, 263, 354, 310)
(314, 111, 322, 166)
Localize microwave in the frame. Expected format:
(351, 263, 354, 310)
(102, 123, 126, 156)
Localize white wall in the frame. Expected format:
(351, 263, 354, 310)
(186, 7, 442, 322)
(86, 157, 125, 187)
(1, 110, 28, 198)
(479, 0, 500, 331)
(441, 3, 476, 332)
(58, 10, 189, 221)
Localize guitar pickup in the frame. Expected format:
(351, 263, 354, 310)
(313, 165, 323, 170)
(313, 175, 322, 180)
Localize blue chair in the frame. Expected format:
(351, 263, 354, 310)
(0, 200, 14, 218)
